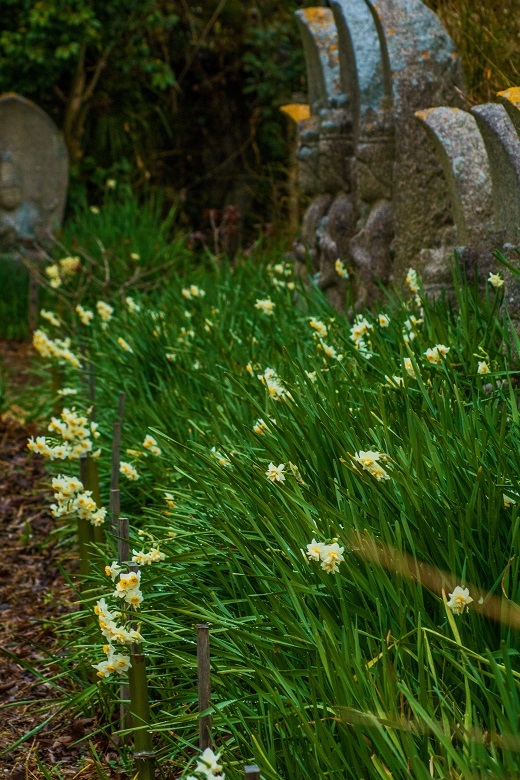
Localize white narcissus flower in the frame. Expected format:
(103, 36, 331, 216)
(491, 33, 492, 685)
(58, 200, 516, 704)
(447, 586, 473, 615)
(120, 462, 139, 480)
(403, 358, 416, 379)
(354, 450, 390, 481)
(335, 258, 349, 278)
(253, 418, 268, 435)
(96, 301, 114, 323)
(196, 747, 223, 775)
(76, 304, 94, 326)
(319, 341, 341, 360)
(143, 434, 161, 456)
(320, 542, 345, 574)
(117, 337, 133, 353)
(488, 272, 504, 288)
(255, 298, 275, 316)
(125, 296, 141, 313)
(132, 547, 166, 566)
(385, 375, 403, 388)
(266, 462, 285, 483)
(378, 313, 390, 328)
(405, 268, 420, 293)
(477, 361, 490, 374)
(59, 256, 81, 276)
(309, 317, 327, 338)
(210, 446, 230, 466)
(306, 539, 345, 573)
(350, 315, 372, 344)
(424, 345, 450, 364)
(182, 284, 205, 300)
(45, 264, 61, 288)
(105, 562, 123, 581)
(306, 539, 325, 561)
(40, 309, 61, 327)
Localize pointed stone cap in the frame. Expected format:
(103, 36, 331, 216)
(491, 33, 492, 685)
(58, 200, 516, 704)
(295, 8, 342, 114)
(496, 87, 520, 138)
(0, 92, 68, 238)
(415, 107, 494, 246)
(329, 0, 387, 132)
(471, 103, 520, 243)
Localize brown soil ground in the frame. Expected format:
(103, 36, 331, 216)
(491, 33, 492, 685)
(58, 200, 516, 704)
(0, 341, 122, 779)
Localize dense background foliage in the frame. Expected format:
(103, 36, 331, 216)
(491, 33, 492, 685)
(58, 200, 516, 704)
(1, 0, 519, 243)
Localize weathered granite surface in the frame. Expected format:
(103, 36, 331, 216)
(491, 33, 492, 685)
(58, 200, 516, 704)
(471, 104, 520, 245)
(0, 93, 68, 252)
(290, 0, 464, 309)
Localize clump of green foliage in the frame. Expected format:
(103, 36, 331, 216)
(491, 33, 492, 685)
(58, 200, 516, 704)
(23, 238, 520, 779)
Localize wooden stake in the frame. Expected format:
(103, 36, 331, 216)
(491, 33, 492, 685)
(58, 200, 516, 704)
(245, 766, 260, 780)
(197, 623, 211, 750)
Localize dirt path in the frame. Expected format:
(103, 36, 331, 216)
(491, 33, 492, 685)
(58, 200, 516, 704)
(0, 342, 119, 779)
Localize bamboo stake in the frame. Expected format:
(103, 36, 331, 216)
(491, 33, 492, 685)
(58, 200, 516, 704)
(118, 516, 131, 735)
(245, 766, 260, 780)
(197, 623, 211, 750)
(50, 366, 64, 417)
(128, 649, 155, 780)
(26, 249, 40, 333)
(126, 559, 155, 780)
(110, 392, 126, 534)
(80, 453, 104, 546)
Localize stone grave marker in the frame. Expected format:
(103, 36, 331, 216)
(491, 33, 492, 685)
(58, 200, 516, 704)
(0, 93, 68, 253)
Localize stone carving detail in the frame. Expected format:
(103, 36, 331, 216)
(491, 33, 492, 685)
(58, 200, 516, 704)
(0, 93, 68, 253)
(291, 0, 465, 310)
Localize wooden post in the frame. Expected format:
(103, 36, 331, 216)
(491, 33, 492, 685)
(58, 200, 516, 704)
(245, 766, 260, 779)
(197, 623, 211, 750)
(110, 392, 126, 534)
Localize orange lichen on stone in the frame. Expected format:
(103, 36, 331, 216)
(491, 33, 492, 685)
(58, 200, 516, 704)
(302, 7, 331, 27)
(497, 87, 520, 106)
(388, 28, 395, 35)
(422, 52, 430, 59)
(280, 104, 311, 123)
